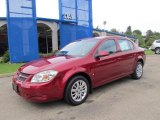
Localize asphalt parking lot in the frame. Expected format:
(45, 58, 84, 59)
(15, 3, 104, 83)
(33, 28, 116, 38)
(0, 55, 160, 120)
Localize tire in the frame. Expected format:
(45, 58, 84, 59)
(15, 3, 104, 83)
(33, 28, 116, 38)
(155, 48, 160, 54)
(64, 75, 89, 106)
(131, 62, 143, 80)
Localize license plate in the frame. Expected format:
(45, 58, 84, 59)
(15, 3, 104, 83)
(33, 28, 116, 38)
(12, 83, 19, 93)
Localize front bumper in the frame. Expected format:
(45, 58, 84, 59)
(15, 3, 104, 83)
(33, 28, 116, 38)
(12, 73, 63, 102)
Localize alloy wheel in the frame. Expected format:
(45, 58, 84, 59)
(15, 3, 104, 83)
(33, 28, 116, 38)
(71, 80, 88, 102)
(136, 64, 143, 78)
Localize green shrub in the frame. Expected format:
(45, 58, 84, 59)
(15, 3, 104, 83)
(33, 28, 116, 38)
(0, 50, 10, 63)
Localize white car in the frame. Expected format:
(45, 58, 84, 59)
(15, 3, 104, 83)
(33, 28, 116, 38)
(150, 40, 160, 54)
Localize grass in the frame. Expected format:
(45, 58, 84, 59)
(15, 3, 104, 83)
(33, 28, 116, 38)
(145, 50, 154, 55)
(0, 63, 23, 74)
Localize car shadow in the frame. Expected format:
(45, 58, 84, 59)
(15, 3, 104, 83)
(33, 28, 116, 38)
(28, 99, 70, 109)
(92, 76, 132, 93)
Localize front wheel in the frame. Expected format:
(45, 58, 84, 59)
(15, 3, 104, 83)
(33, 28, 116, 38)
(131, 62, 143, 80)
(155, 48, 160, 54)
(64, 76, 89, 106)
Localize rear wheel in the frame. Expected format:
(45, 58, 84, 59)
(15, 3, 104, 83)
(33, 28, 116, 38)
(64, 76, 89, 106)
(131, 62, 143, 80)
(155, 48, 160, 54)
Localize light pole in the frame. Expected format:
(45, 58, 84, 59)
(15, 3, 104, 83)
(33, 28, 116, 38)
(103, 21, 107, 30)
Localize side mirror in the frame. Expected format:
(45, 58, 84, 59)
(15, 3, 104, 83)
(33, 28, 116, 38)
(95, 50, 109, 58)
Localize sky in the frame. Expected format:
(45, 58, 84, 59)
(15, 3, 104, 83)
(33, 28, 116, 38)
(93, 0, 160, 33)
(0, 0, 160, 33)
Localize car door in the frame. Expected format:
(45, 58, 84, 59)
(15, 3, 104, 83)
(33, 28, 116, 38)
(93, 39, 122, 87)
(116, 39, 135, 76)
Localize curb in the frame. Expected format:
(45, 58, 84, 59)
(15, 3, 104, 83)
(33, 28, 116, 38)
(0, 73, 14, 78)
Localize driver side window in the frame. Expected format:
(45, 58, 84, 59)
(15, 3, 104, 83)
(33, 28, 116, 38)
(98, 40, 117, 54)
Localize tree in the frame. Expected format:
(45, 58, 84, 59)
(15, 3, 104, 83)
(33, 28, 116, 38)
(145, 30, 160, 47)
(145, 30, 153, 42)
(154, 32, 160, 37)
(132, 30, 145, 47)
(145, 30, 153, 46)
(111, 28, 118, 33)
(139, 37, 146, 48)
(133, 30, 142, 36)
(125, 26, 132, 35)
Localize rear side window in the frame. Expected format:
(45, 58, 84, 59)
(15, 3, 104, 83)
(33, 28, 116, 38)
(98, 40, 117, 54)
(118, 39, 133, 51)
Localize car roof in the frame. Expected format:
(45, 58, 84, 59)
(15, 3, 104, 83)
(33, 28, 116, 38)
(82, 36, 130, 41)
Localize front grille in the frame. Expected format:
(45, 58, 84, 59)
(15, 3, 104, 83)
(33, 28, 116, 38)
(17, 71, 30, 82)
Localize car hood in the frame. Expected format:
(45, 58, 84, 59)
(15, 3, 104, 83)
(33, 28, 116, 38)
(19, 56, 81, 74)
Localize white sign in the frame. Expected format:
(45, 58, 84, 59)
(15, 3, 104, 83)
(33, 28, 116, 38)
(0, 0, 7, 17)
(36, 0, 59, 19)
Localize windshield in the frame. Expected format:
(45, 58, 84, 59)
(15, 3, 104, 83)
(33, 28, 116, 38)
(56, 39, 99, 57)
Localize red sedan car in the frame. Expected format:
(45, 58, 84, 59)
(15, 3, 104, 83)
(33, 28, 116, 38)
(12, 36, 146, 105)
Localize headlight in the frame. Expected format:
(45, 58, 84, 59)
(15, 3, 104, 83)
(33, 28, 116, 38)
(31, 70, 58, 83)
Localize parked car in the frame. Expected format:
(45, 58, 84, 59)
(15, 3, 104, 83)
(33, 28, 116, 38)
(12, 36, 146, 105)
(150, 40, 160, 54)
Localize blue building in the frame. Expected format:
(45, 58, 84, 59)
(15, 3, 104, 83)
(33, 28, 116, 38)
(0, 0, 93, 63)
